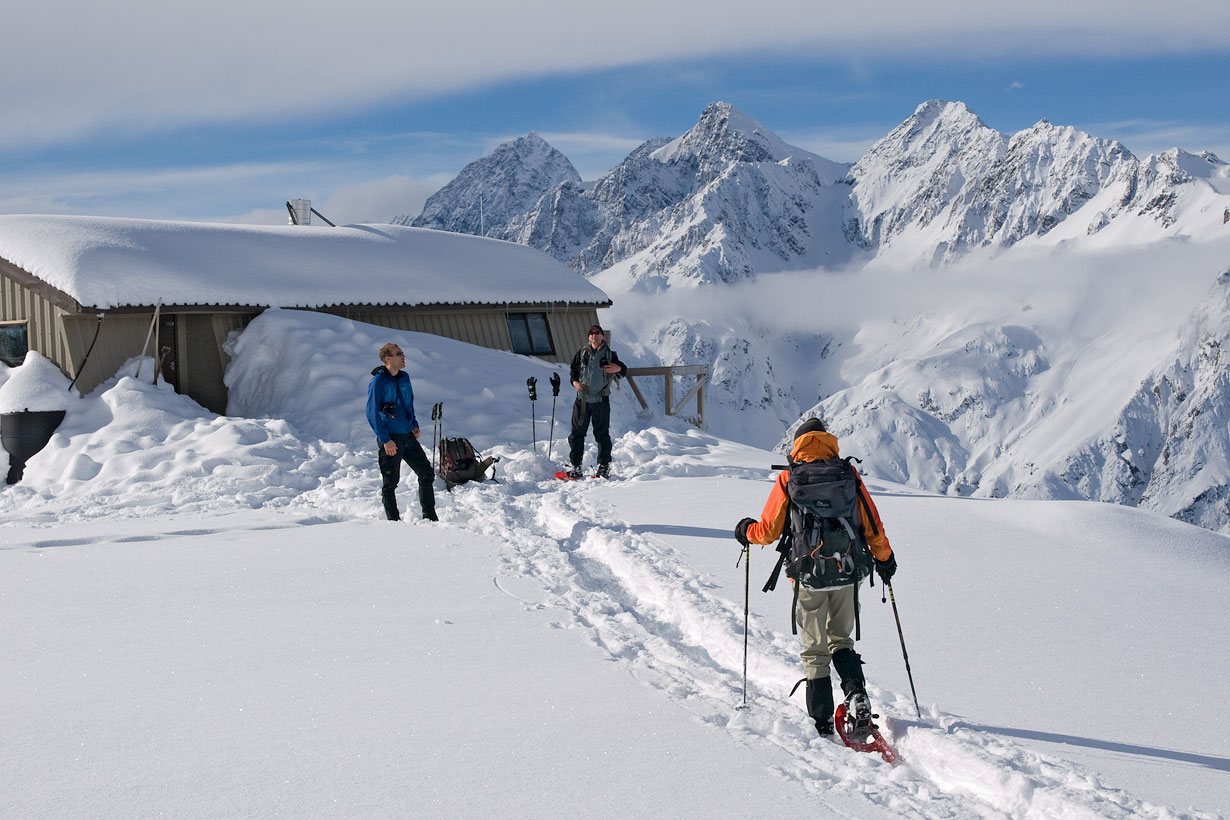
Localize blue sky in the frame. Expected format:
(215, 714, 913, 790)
(3, 0, 1228, 225)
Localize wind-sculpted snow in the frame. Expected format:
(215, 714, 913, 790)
(0, 365, 358, 521)
(2, 311, 1226, 817)
(0, 351, 75, 413)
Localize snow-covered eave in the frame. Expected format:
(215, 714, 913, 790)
(1, 254, 612, 315)
(80, 297, 613, 314)
(1, 254, 84, 314)
(0, 215, 612, 312)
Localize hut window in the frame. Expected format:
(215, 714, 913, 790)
(0, 321, 28, 367)
(507, 312, 555, 356)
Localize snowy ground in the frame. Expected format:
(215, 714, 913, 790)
(2, 310, 1227, 819)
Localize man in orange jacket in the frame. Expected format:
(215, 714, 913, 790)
(735, 418, 897, 737)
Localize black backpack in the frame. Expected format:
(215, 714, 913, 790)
(438, 437, 498, 489)
(763, 456, 879, 635)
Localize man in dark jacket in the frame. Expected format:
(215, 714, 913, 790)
(734, 419, 897, 737)
(566, 324, 627, 478)
(366, 342, 437, 521)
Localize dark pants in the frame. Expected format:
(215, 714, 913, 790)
(568, 397, 612, 467)
(378, 433, 437, 521)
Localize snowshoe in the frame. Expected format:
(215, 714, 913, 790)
(833, 698, 898, 765)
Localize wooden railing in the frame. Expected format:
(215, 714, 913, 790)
(623, 365, 708, 428)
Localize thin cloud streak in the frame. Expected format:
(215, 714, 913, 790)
(0, 160, 452, 225)
(3, 0, 1228, 149)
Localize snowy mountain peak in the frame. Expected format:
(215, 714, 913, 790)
(392, 132, 581, 237)
(906, 99, 987, 131)
(847, 100, 1007, 250)
(1150, 148, 1229, 185)
(651, 101, 806, 167)
(853, 99, 1001, 178)
(387, 99, 1230, 535)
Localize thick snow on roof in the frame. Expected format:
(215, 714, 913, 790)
(0, 214, 609, 309)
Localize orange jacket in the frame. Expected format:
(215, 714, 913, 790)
(745, 430, 892, 562)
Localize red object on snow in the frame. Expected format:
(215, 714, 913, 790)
(834, 703, 899, 765)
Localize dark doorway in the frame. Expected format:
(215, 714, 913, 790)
(158, 313, 179, 391)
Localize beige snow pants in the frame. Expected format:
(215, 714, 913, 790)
(795, 583, 856, 680)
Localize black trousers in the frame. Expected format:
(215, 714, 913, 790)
(377, 433, 436, 520)
(568, 397, 612, 467)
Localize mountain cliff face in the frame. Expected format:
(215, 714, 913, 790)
(393, 101, 1230, 533)
(393, 133, 581, 238)
(845, 100, 1008, 254)
(403, 103, 857, 287)
(1056, 271, 1230, 531)
(403, 100, 1228, 280)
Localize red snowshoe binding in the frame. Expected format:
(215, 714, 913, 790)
(834, 693, 898, 765)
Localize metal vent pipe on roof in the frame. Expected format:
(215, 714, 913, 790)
(289, 199, 312, 226)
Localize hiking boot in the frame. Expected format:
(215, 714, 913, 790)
(566, 464, 583, 479)
(595, 463, 610, 479)
(843, 692, 875, 734)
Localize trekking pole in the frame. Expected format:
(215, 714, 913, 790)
(526, 377, 538, 453)
(437, 402, 445, 479)
(431, 403, 440, 472)
(735, 542, 751, 710)
(547, 372, 561, 461)
(885, 582, 923, 719)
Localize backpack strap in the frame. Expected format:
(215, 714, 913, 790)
(762, 530, 791, 593)
(842, 455, 879, 532)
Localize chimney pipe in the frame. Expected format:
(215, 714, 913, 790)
(288, 199, 312, 226)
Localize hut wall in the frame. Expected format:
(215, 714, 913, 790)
(320, 303, 602, 364)
(59, 314, 153, 395)
(0, 271, 74, 368)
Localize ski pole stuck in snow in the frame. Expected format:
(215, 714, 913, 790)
(526, 377, 538, 452)
(547, 372, 561, 461)
(736, 542, 751, 710)
(886, 581, 922, 720)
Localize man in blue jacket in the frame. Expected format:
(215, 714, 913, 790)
(367, 342, 437, 521)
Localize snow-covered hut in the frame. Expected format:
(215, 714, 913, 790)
(0, 215, 611, 413)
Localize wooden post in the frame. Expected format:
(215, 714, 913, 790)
(623, 365, 708, 428)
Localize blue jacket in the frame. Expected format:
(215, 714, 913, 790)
(366, 367, 419, 442)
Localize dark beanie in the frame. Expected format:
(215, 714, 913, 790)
(793, 418, 827, 440)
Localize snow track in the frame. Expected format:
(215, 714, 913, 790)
(444, 460, 1221, 820)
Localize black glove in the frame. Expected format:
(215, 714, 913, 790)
(875, 553, 897, 584)
(734, 517, 756, 547)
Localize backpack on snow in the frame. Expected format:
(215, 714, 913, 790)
(438, 436, 498, 490)
(762, 456, 879, 636)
